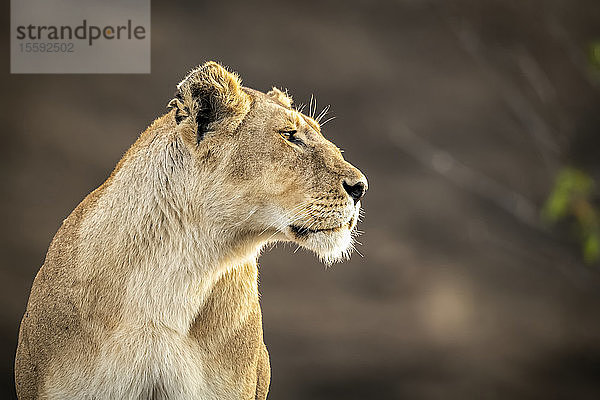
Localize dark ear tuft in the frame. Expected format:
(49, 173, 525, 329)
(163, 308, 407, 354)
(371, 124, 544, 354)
(168, 62, 251, 143)
(167, 92, 190, 124)
(189, 85, 215, 143)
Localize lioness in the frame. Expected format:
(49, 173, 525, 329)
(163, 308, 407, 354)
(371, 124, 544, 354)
(15, 61, 367, 399)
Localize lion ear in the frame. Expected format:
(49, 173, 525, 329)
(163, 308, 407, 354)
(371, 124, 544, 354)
(168, 61, 251, 142)
(267, 87, 293, 108)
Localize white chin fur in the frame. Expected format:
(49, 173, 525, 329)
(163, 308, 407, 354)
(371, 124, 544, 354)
(295, 227, 355, 266)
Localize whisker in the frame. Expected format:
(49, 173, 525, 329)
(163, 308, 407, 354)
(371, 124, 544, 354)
(320, 116, 336, 126)
(261, 200, 311, 242)
(259, 201, 311, 238)
(316, 104, 330, 123)
(235, 207, 258, 228)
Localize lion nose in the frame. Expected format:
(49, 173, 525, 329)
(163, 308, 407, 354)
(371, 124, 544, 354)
(343, 179, 367, 205)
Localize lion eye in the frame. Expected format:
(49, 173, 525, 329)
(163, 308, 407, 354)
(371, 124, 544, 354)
(279, 129, 299, 142)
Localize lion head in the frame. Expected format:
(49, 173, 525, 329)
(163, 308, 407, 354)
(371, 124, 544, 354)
(167, 61, 367, 264)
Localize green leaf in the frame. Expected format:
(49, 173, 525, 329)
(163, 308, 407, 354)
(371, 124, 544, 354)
(590, 41, 600, 72)
(542, 189, 570, 221)
(542, 167, 593, 222)
(543, 167, 600, 264)
(583, 232, 600, 264)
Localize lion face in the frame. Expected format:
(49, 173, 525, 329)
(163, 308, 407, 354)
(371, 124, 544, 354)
(169, 62, 367, 264)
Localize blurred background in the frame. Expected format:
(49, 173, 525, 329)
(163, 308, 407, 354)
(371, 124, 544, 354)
(2, 0, 600, 398)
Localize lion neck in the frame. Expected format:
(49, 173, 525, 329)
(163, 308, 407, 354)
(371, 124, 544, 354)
(80, 115, 263, 335)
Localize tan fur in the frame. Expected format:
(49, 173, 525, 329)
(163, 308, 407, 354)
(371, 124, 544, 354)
(266, 87, 292, 108)
(15, 62, 367, 399)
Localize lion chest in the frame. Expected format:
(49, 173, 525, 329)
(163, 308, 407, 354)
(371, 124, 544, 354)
(45, 326, 247, 400)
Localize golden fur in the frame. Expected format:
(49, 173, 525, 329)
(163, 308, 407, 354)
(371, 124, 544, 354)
(15, 61, 367, 399)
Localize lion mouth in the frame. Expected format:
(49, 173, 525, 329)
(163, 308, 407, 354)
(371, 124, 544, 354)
(289, 218, 354, 238)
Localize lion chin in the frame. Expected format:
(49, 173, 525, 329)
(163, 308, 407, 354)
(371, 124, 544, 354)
(285, 210, 359, 265)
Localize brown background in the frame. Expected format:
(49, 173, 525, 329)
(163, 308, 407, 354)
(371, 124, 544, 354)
(2, 0, 600, 398)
